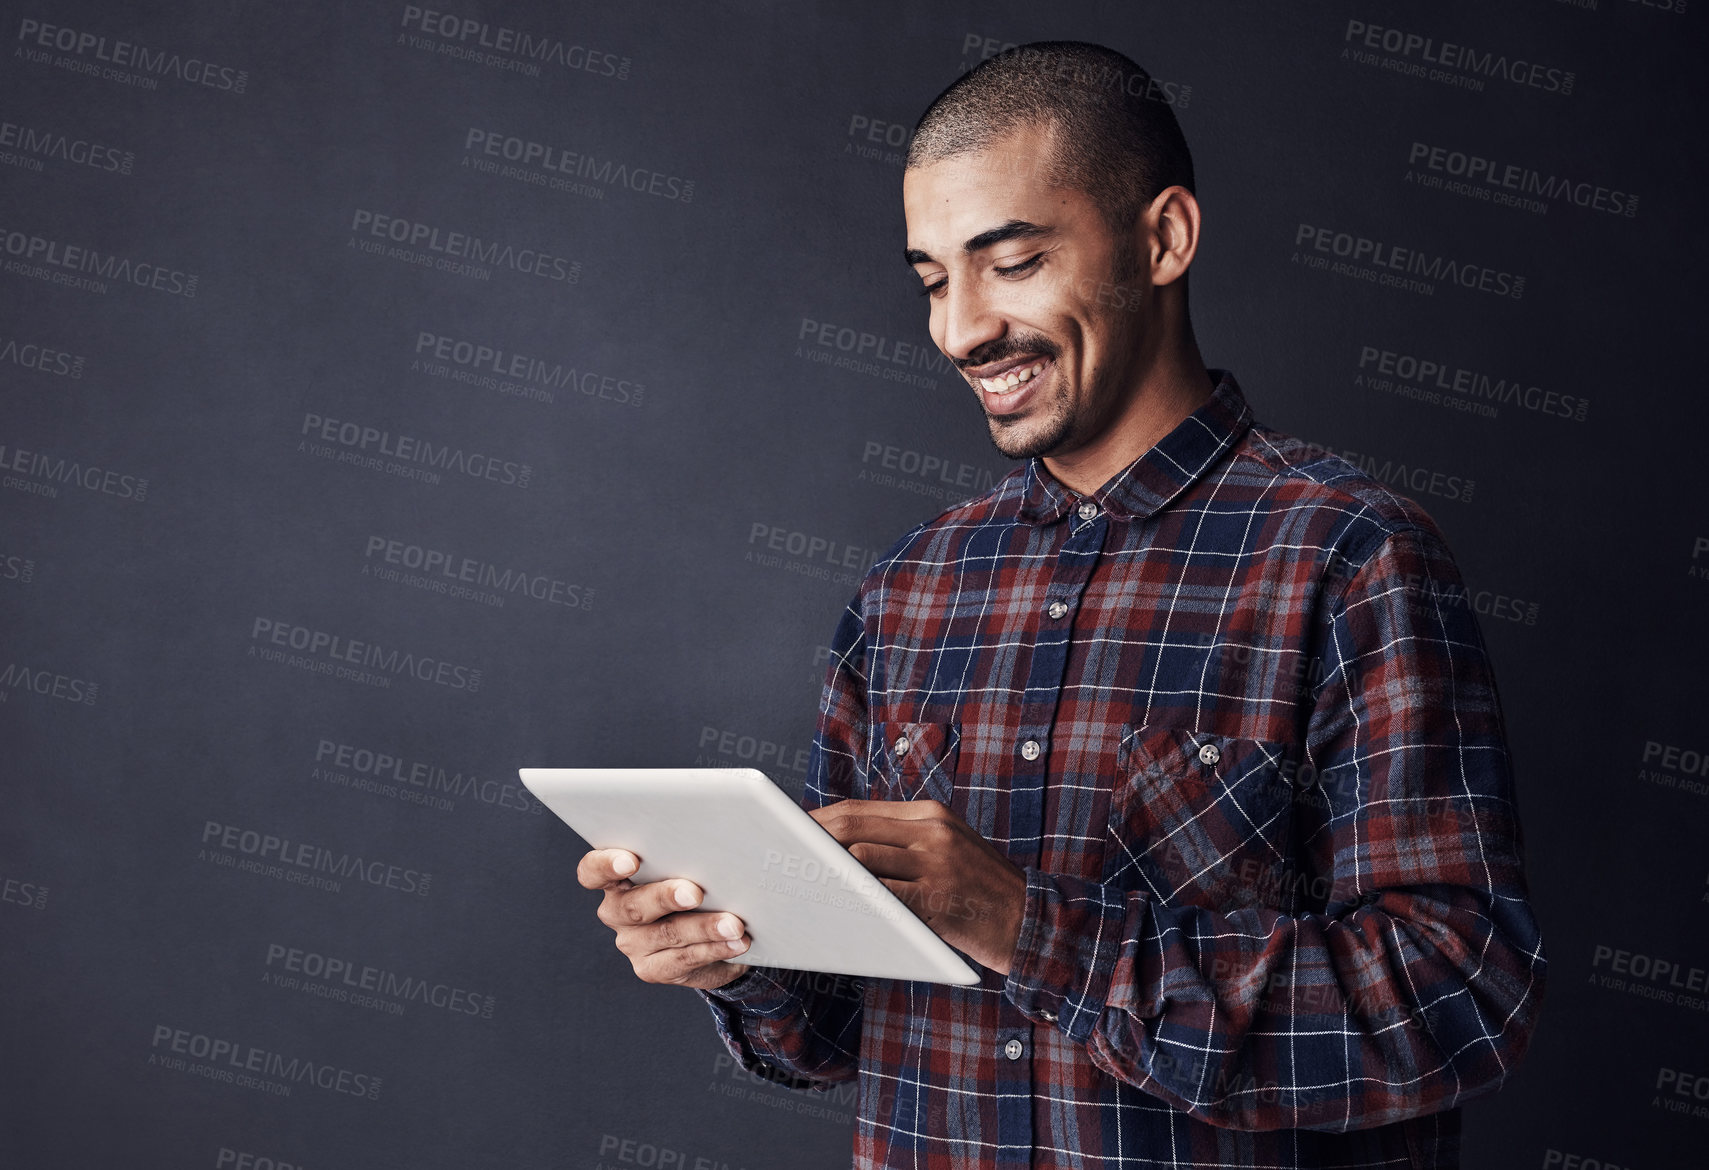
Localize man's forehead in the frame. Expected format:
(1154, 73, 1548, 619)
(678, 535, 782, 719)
(902, 149, 1075, 261)
(904, 129, 1058, 198)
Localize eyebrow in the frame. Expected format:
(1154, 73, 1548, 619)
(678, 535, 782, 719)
(903, 219, 1054, 266)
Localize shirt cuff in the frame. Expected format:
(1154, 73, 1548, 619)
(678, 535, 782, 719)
(697, 967, 831, 1092)
(1004, 867, 1137, 1042)
(699, 966, 800, 1015)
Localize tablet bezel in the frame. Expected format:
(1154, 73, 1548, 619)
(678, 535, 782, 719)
(519, 766, 981, 986)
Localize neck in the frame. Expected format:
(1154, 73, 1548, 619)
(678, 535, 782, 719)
(1041, 338, 1214, 496)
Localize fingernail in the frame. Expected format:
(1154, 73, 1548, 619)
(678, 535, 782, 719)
(717, 915, 741, 939)
(727, 938, 748, 953)
(674, 883, 697, 908)
(612, 854, 636, 877)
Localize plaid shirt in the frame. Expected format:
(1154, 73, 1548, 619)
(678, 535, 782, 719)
(703, 370, 1545, 1168)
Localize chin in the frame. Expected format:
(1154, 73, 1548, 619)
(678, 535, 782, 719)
(988, 419, 1068, 461)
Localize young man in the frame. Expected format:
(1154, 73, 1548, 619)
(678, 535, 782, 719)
(580, 41, 1545, 1169)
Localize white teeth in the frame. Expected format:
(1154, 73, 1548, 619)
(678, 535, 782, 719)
(979, 360, 1046, 393)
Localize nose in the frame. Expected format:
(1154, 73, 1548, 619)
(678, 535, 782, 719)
(936, 282, 1005, 367)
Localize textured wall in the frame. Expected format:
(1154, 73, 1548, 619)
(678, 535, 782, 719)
(2, 2, 1705, 1167)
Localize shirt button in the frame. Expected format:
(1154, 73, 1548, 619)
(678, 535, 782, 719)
(1076, 502, 1099, 521)
(1003, 1038, 1024, 1060)
(1197, 743, 1221, 766)
(893, 736, 910, 757)
(1047, 601, 1068, 620)
(1020, 739, 1041, 761)
(1039, 1009, 1057, 1023)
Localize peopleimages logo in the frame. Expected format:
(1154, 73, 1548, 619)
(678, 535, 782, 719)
(0, 661, 98, 705)
(1293, 224, 1523, 301)
(1295, 439, 1476, 505)
(200, 820, 432, 897)
(958, 34, 1193, 107)
(149, 1024, 380, 1100)
(299, 411, 532, 489)
(263, 942, 496, 1019)
(397, 6, 630, 80)
(745, 522, 885, 588)
(1356, 345, 1588, 423)
(15, 17, 250, 94)
(696, 724, 812, 777)
(314, 737, 543, 815)
(1342, 18, 1574, 95)
(462, 128, 693, 203)
(858, 439, 1003, 503)
(413, 329, 643, 407)
(1407, 141, 1637, 219)
(0, 332, 86, 379)
(0, 439, 147, 502)
(0, 224, 197, 297)
(1637, 739, 1709, 797)
(795, 316, 956, 390)
(0, 117, 133, 175)
(348, 209, 580, 283)
(363, 535, 592, 612)
(249, 617, 482, 692)
(0, 552, 36, 584)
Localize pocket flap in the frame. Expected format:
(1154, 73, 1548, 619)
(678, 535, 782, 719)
(872, 721, 959, 803)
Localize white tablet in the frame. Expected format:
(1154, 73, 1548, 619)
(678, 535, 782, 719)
(519, 767, 980, 985)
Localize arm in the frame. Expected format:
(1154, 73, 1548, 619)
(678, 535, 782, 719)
(698, 597, 873, 1089)
(1003, 522, 1548, 1130)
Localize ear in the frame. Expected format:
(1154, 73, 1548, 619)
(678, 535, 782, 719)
(1147, 185, 1201, 287)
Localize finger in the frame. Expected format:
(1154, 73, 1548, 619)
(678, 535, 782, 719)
(576, 848, 641, 890)
(846, 841, 927, 880)
(634, 935, 752, 984)
(817, 811, 949, 850)
(877, 877, 972, 928)
(877, 876, 925, 915)
(811, 798, 947, 822)
(628, 909, 746, 953)
(598, 878, 705, 928)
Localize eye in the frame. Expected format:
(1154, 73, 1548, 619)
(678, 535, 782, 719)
(994, 254, 1044, 277)
(918, 278, 946, 298)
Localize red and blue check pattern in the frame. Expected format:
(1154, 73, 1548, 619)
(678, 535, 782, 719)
(704, 371, 1545, 1168)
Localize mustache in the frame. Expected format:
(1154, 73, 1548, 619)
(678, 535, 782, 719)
(955, 336, 1059, 371)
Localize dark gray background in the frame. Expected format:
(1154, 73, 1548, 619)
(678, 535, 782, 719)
(3, 1, 1705, 1167)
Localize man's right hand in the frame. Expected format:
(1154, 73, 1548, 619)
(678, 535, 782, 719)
(577, 848, 752, 991)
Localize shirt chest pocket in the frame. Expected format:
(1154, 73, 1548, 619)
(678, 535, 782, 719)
(869, 721, 960, 806)
(1106, 725, 1296, 912)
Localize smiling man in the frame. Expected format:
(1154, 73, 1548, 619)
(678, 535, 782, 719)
(580, 40, 1545, 1169)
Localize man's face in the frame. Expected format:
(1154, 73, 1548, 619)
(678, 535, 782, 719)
(903, 123, 1148, 461)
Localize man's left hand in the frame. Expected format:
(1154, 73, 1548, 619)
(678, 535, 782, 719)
(809, 799, 1026, 974)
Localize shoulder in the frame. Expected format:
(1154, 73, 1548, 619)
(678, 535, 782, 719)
(1234, 420, 1456, 570)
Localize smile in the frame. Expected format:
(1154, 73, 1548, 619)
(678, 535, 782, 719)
(978, 359, 1047, 394)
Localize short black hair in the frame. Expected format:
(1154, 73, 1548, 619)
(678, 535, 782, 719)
(907, 41, 1195, 238)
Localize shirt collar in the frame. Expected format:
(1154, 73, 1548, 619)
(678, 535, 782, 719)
(1016, 368, 1254, 525)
